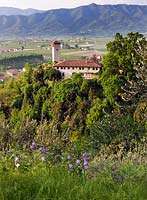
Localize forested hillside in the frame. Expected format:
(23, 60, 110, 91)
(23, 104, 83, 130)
(0, 53, 44, 68)
(0, 4, 147, 37)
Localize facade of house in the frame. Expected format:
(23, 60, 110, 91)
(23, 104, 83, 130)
(54, 59, 100, 79)
(52, 40, 101, 79)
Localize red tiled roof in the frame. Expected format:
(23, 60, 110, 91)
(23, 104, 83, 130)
(52, 40, 61, 45)
(54, 60, 101, 68)
(6, 69, 18, 75)
(0, 76, 9, 81)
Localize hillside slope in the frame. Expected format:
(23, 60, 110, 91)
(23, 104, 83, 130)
(0, 4, 146, 37)
(0, 7, 44, 16)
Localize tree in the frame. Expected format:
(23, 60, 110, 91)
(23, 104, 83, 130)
(122, 36, 147, 103)
(44, 67, 62, 81)
(100, 32, 146, 106)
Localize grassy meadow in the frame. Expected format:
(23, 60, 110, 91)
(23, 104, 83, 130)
(0, 144, 147, 200)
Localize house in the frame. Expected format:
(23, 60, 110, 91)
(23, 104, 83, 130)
(6, 69, 19, 77)
(52, 41, 101, 79)
(0, 75, 9, 82)
(54, 59, 101, 79)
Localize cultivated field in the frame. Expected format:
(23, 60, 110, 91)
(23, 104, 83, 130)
(0, 37, 112, 62)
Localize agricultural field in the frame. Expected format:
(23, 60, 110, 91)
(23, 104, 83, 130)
(0, 36, 111, 83)
(0, 37, 112, 64)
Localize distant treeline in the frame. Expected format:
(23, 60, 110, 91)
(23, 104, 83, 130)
(0, 54, 44, 69)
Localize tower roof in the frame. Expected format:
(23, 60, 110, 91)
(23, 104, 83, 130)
(52, 40, 61, 46)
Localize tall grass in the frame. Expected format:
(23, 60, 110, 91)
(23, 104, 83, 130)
(0, 162, 147, 200)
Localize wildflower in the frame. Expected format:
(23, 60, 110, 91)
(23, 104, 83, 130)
(39, 146, 47, 153)
(30, 141, 36, 150)
(15, 157, 19, 163)
(68, 163, 73, 169)
(82, 152, 87, 160)
(67, 154, 71, 160)
(15, 163, 20, 168)
(32, 142, 36, 146)
(41, 156, 46, 162)
(76, 159, 80, 165)
(84, 164, 88, 170)
(83, 160, 88, 170)
(15, 157, 20, 168)
(84, 160, 88, 166)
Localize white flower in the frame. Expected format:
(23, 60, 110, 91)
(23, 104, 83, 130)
(15, 157, 19, 163)
(15, 163, 20, 168)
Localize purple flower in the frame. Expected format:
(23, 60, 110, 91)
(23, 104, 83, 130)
(15, 157, 19, 163)
(84, 164, 88, 170)
(76, 159, 80, 165)
(32, 142, 36, 147)
(39, 146, 47, 153)
(67, 155, 71, 160)
(30, 145, 35, 150)
(83, 160, 88, 170)
(30, 141, 36, 150)
(41, 156, 46, 162)
(68, 163, 73, 169)
(82, 152, 87, 160)
(84, 161, 88, 166)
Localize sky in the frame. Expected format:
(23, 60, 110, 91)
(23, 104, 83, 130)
(0, 0, 146, 10)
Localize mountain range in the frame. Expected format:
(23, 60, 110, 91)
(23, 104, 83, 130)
(0, 7, 44, 16)
(0, 4, 147, 37)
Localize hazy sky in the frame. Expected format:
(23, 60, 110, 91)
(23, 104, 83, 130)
(0, 0, 146, 10)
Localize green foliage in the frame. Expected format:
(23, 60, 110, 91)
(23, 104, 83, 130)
(86, 98, 104, 129)
(0, 152, 147, 200)
(0, 32, 146, 156)
(0, 53, 44, 69)
(53, 79, 78, 103)
(44, 67, 62, 81)
(88, 112, 146, 151)
(100, 32, 146, 105)
(11, 95, 23, 109)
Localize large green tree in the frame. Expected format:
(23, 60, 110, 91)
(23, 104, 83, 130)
(100, 32, 147, 106)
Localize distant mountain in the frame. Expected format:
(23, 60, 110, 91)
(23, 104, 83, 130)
(0, 7, 44, 16)
(0, 4, 147, 37)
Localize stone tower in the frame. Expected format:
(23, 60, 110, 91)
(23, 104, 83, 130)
(52, 40, 61, 63)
